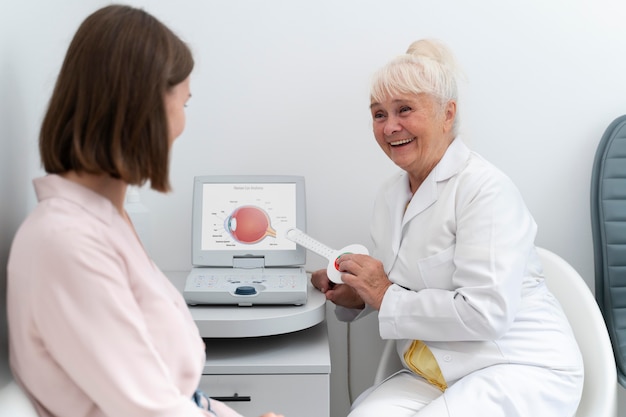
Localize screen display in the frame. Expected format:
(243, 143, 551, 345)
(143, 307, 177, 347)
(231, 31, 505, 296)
(200, 182, 297, 251)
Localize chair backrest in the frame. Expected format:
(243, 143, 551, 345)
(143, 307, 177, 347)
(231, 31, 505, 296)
(536, 247, 617, 417)
(0, 381, 38, 417)
(590, 114, 626, 386)
(375, 247, 617, 417)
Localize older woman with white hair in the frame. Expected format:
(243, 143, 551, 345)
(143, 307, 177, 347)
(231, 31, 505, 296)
(311, 39, 584, 417)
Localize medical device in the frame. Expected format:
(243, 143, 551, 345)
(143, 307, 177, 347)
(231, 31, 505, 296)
(184, 175, 308, 306)
(285, 228, 368, 284)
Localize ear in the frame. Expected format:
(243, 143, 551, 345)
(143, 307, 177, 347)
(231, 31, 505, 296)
(442, 100, 457, 132)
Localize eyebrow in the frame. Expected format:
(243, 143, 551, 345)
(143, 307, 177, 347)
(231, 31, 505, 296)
(370, 98, 407, 109)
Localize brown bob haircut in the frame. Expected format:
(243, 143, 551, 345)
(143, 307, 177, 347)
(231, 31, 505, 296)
(39, 4, 194, 192)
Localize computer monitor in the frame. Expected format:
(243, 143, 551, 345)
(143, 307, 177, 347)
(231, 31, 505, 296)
(191, 175, 307, 267)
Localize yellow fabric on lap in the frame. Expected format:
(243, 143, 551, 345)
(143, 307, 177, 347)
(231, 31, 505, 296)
(403, 340, 447, 391)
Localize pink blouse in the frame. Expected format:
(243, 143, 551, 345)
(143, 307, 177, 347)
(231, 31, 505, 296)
(7, 175, 211, 417)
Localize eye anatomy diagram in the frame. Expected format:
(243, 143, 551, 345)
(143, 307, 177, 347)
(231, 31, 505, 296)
(200, 182, 297, 251)
(225, 205, 277, 244)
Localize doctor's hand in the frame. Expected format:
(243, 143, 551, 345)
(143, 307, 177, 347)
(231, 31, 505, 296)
(311, 269, 365, 310)
(336, 254, 391, 311)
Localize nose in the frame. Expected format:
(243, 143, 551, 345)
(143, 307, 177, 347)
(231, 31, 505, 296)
(383, 114, 402, 136)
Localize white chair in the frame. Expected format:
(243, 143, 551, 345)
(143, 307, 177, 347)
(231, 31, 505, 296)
(374, 247, 618, 417)
(0, 380, 38, 417)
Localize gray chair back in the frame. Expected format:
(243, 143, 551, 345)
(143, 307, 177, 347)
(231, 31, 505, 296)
(591, 114, 626, 387)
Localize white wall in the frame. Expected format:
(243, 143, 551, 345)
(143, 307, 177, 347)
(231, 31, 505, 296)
(2, 0, 626, 415)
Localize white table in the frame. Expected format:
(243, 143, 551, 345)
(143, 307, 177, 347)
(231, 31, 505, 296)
(166, 272, 331, 417)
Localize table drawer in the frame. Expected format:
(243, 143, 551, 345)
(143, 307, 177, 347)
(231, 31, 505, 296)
(200, 373, 329, 417)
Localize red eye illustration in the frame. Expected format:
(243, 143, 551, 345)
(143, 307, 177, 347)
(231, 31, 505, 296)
(225, 205, 277, 244)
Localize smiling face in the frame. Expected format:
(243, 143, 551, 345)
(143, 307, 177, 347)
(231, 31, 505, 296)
(370, 92, 456, 192)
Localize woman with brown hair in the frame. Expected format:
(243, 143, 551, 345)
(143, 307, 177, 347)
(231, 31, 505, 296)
(7, 5, 282, 417)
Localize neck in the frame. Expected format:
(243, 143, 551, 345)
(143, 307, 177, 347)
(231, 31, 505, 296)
(61, 171, 128, 214)
(408, 135, 455, 194)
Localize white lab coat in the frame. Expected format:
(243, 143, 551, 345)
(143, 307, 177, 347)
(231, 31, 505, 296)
(342, 137, 583, 416)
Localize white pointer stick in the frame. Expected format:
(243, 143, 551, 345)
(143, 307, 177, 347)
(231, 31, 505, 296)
(286, 228, 369, 284)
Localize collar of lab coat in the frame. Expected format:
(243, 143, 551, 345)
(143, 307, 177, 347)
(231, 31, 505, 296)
(384, 137, 470, 250)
